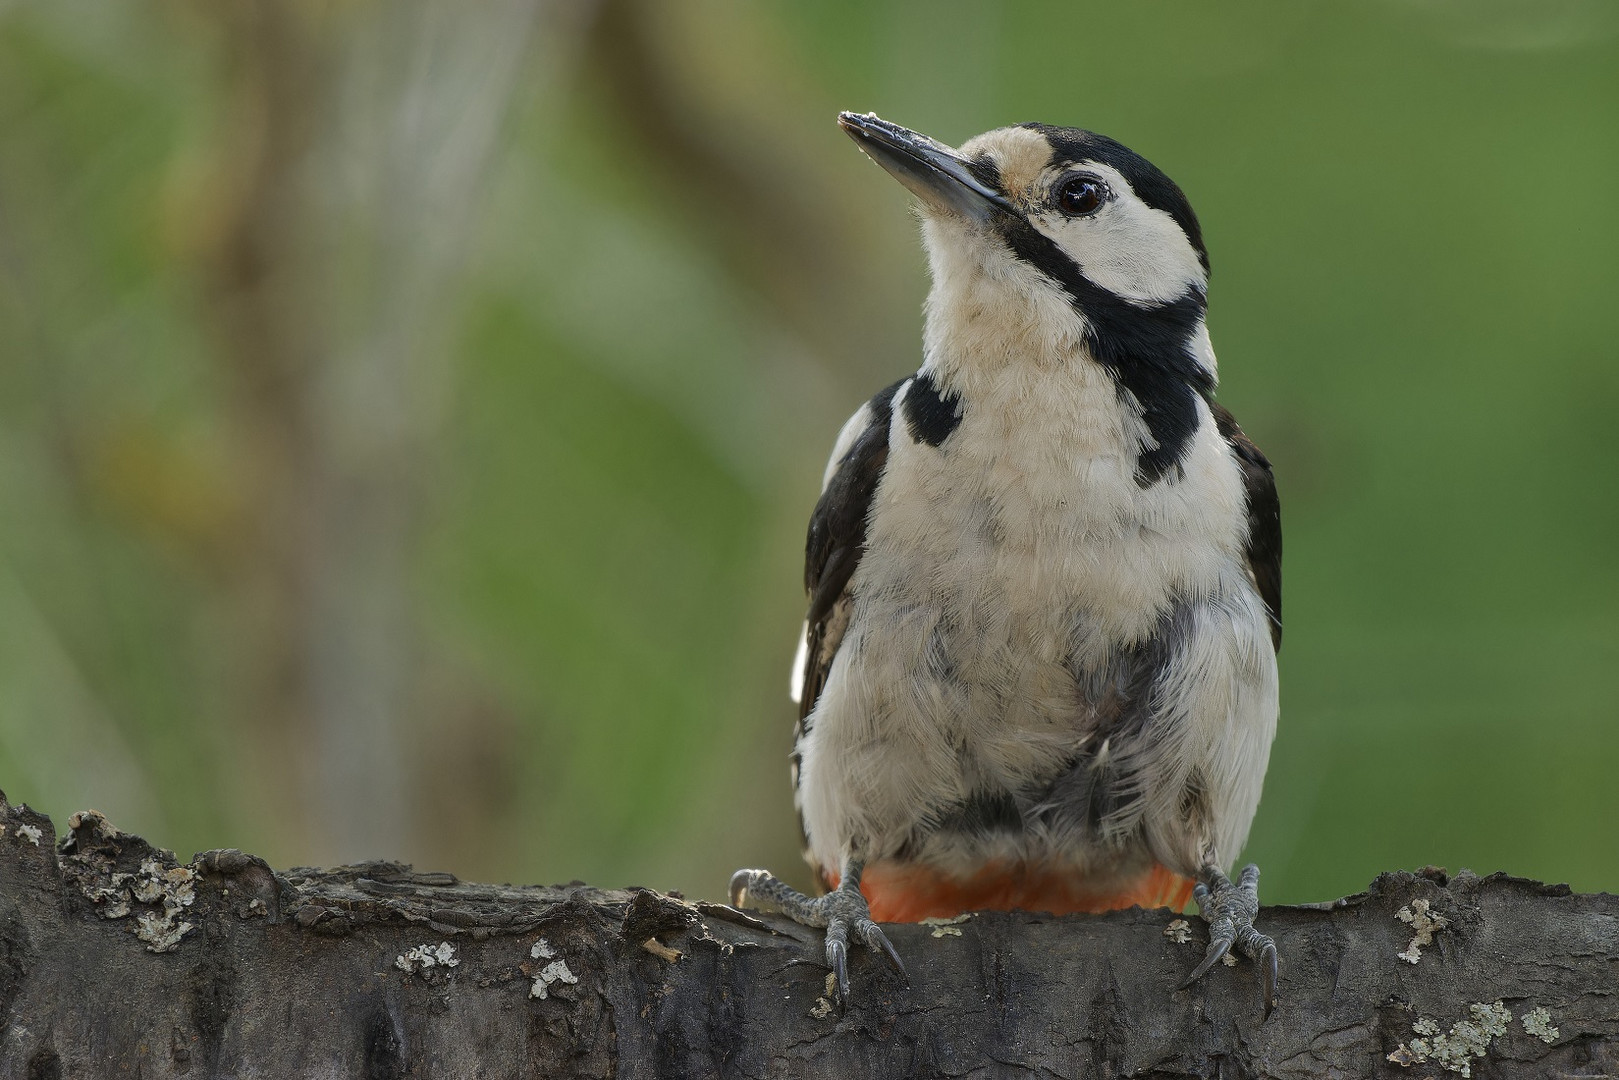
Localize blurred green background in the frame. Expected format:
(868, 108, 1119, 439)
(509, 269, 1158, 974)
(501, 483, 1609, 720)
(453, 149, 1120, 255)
(1, 0, 1615, 907)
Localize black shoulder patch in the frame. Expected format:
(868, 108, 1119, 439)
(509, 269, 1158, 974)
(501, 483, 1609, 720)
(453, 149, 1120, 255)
(902, 372, 962, 447)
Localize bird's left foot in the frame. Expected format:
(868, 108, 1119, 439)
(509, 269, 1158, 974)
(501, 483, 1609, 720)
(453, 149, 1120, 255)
(1179, 863, 1278, 1017)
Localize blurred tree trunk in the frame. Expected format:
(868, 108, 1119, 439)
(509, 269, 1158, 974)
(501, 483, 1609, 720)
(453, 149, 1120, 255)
(582, 0, 922, 391)
(4, 798, 1615, 1079)
(192, 0, 586, 864)
(181, 0, 920, 874)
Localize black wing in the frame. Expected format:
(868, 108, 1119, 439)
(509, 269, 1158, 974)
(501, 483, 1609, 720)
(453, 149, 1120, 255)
(1209, 401, 1282, 651)
(796, 379, 904, 725)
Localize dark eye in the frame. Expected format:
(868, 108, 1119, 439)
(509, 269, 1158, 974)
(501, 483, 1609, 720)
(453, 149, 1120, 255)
(1057, 176, 1106, 216)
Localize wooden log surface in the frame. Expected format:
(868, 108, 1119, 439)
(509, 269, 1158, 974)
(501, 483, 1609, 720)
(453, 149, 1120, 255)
(0, 791, 1614, 1078)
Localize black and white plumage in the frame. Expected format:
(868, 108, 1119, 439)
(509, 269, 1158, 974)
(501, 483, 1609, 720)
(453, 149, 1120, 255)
(735, 113, 1282, 1009)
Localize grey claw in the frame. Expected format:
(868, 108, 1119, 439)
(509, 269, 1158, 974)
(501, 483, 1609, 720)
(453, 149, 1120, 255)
(728, 869, 755, 908)
(1260, 941, 1279, 1019)
(863, 922, 908, 982)
(1179, 935, 1234, 989)
(827, 937, 849, 1003)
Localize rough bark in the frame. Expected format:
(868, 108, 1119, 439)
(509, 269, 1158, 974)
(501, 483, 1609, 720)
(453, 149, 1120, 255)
(0, 794, 1613, 1079)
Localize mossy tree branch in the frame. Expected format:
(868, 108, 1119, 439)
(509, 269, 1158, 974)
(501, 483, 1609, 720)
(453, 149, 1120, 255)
(1, 793, 1614, 1078)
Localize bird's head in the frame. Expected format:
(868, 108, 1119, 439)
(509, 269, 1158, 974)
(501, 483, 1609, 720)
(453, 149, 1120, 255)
(839, 112, 1217, 481)
(840, 111, 1208, 309)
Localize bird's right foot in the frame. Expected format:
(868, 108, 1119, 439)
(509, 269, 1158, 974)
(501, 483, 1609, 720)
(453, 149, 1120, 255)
(729, 865, 906, 1003)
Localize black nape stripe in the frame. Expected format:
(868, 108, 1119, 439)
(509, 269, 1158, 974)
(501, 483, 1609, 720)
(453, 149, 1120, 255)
(999, 216, 1212, 485)
(903, 372, 963, 447)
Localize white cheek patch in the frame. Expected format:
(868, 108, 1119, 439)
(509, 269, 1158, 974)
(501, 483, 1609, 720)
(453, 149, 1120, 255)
(1031, 165, 1206, 306)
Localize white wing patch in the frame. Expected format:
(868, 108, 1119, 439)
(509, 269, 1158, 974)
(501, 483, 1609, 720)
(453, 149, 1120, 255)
(821, 401, 876, 490)
(789, 627, 808, 704)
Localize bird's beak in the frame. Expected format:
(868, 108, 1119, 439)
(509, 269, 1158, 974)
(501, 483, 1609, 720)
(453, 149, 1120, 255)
(838, 112, 1014, 223)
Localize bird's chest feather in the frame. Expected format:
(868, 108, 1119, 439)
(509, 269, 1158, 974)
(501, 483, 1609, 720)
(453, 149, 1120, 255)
(796, 353, 1261, 873)
(858, 358, 1247, 668)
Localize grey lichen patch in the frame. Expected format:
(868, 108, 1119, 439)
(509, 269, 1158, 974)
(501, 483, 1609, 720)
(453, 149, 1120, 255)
(396, 941, 460, 975)
(15, 823, 42, 846)
(922, 913, 972, 938)
(528, 937, 579, 999)
(83, 880, 133, 919)
(62, 809, 171, 942)
(135, 862, 198, 953)
(136, 908, 192, 953)
(1520, 1006, 1559, 1043)
(530, 959, 578, 999)
(1163, 918, 1192, 944)
(1387, 1000, 1511, 1077)
(1395, 897, 1449, 964)
(76, 855, 199, 953)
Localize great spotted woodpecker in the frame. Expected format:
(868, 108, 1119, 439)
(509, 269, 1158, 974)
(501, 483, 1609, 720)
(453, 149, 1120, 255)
(732, 113, 1282, 1013)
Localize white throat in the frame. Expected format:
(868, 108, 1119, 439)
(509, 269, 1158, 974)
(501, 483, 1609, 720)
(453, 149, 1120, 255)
(919, 216, 1088, 395)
